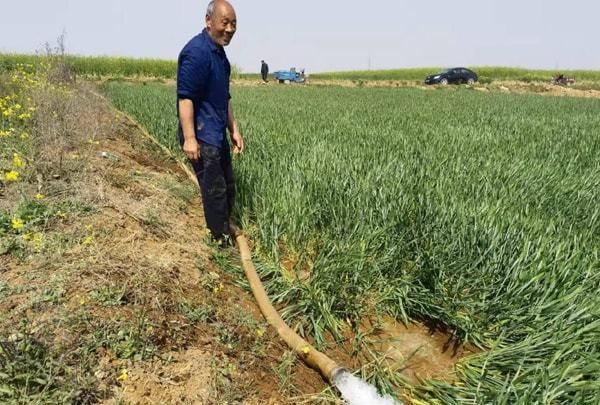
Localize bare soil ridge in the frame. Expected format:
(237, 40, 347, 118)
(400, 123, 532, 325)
(232, 78, 600, 98)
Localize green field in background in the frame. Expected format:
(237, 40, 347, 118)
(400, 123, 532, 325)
(3, 53, 600, 84)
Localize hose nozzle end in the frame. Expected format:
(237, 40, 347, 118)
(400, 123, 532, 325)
(329, 367, 349, 384)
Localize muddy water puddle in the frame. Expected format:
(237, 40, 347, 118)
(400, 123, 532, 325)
(362, 317, 477, 384)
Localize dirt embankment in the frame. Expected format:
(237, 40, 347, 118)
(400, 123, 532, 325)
(0, 84, 327, 404)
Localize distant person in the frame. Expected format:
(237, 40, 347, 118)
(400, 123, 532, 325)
(261, 60, 269, 83)
(176, 0, 244, 246)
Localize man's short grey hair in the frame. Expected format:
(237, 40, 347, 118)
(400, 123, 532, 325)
(206, 1, 216, 18)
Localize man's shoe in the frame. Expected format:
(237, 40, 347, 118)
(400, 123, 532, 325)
(219, 234, 233, 249)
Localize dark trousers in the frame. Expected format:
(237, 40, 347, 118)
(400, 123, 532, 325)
(190, 142, 235, 238)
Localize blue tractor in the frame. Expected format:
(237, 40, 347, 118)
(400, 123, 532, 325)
(273, 67, 306, 84)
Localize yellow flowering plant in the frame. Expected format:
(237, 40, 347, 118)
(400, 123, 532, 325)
(11, 217, 25, 231)
(3, 171, 20, 182)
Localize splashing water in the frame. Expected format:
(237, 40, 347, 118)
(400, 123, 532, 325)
(333, 370, 404, 405)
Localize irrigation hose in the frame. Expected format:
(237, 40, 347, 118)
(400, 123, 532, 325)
(232, 227, 345, 383)
(104, 101, 346, 382)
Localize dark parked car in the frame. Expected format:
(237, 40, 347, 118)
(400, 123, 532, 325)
(424, 67, 478, 85)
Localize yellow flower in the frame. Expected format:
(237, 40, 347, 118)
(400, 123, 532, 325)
(20, 132, 29, 140)
(117, 369, 128, 382)
(11, 218, 24, 231)
(79, 297, 86, 305)
(35, 193, 45, 199)
(32, 233, 42, 243)
(256, 329, 265, 338)
(18, 113, 31, 121)
(302, 346, 311, 355)
(13, 153, 24, 168)
(4, 171, 20, 181)
(82, 235, 94, 245)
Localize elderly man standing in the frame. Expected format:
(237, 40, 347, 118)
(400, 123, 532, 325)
(177, 0, 244, 246)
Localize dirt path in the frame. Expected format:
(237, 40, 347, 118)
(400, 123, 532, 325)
(95, 76, 600, 99)
(233, 78, 600, 99)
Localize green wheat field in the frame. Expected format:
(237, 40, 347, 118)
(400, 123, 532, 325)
(99, 80, 600, 404)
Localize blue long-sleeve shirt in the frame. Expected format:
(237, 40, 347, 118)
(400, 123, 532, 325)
(177, 28, 231, 148)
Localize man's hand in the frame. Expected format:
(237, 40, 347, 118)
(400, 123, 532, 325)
(231, 130, 244, 154)
(183, 137, 201, 161)
(179, 98, 199, 160)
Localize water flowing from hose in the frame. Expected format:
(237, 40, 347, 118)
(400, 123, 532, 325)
(333, 370, 404, 405)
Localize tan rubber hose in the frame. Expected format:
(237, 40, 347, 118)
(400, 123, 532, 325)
(232, 227, 344, 382)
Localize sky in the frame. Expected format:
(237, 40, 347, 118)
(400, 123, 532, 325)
(1, 0, 599, 74)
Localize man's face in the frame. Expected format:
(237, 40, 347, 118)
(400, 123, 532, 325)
(206, 3, 237, 47)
